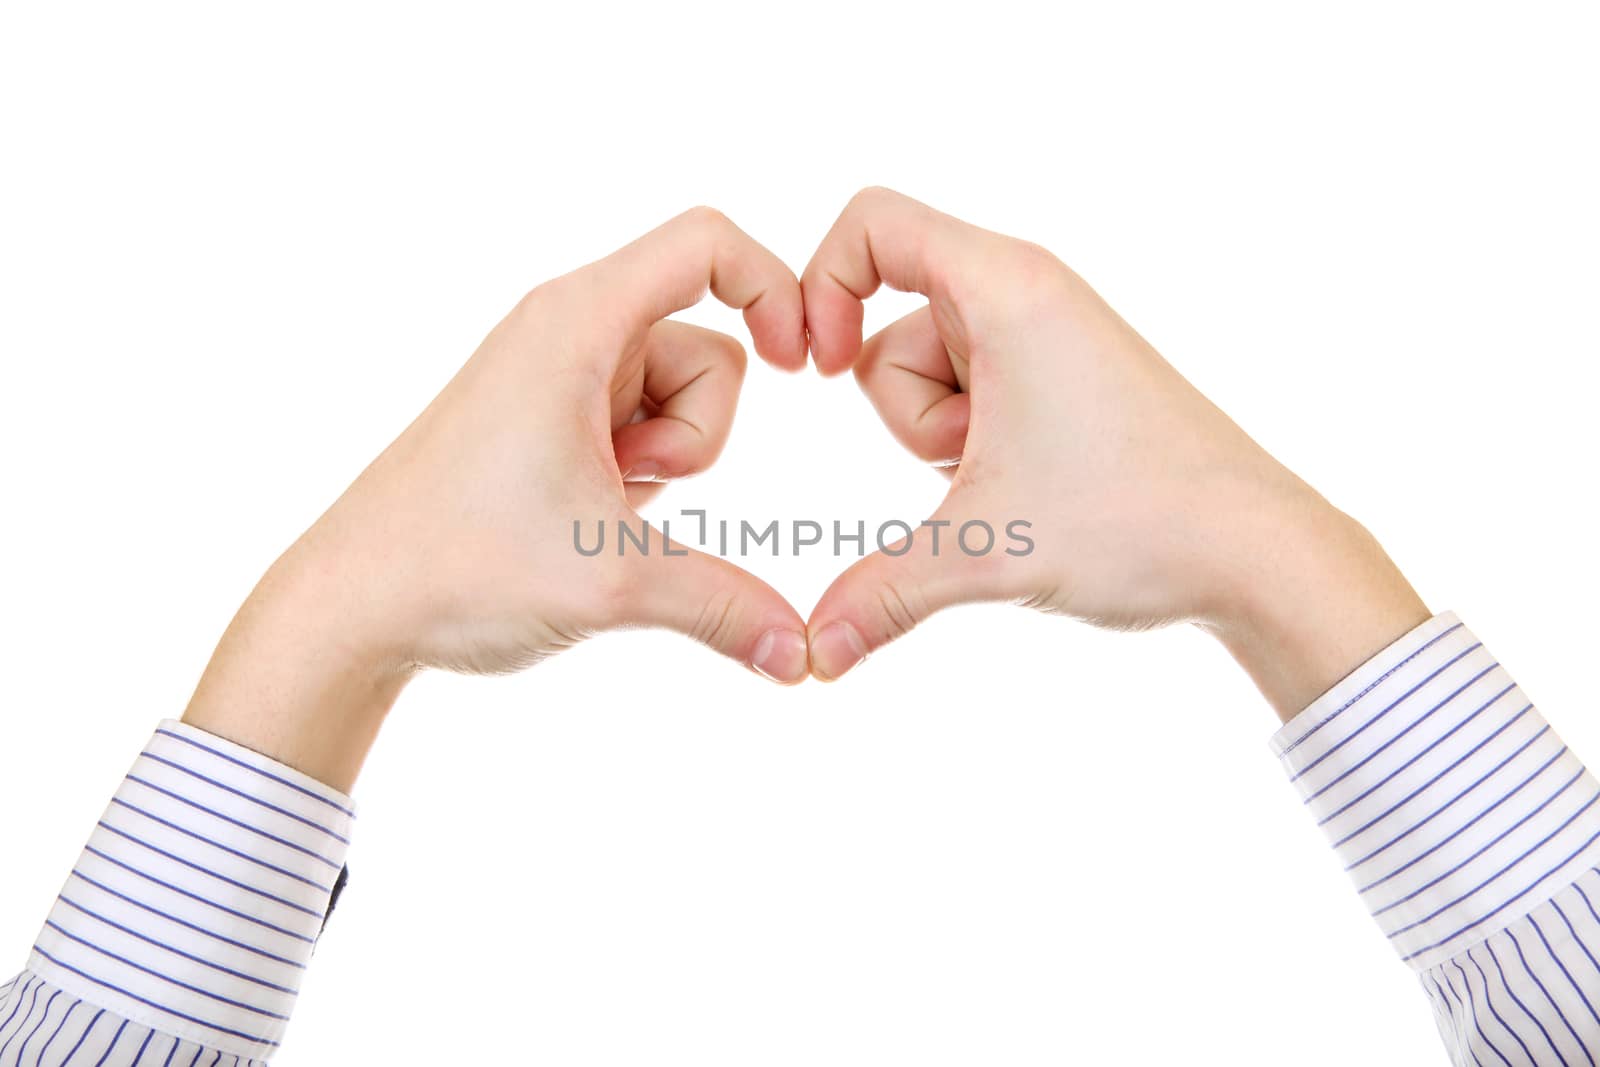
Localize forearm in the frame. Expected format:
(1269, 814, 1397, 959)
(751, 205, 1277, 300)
(1202, 482, 1432, 721)
(182, 537, 413, 795)
(1215, 482, 1600, 1061)
(2, 540, 376, 1063)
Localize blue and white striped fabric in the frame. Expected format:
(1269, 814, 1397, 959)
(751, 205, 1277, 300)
(1276, 612, 1600, 1065)
(0, 720, 353, 1065)
(7, 614, 1600, 1064)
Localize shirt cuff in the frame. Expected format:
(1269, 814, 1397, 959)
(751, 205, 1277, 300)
(1271, 612, 1600, 973)
(27, 720, 355, 1061)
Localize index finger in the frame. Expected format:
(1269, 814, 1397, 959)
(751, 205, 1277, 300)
(800, 187, 982, 376)
(588, 206, 807, 372)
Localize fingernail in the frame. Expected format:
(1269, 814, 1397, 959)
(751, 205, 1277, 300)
(809, 620, 868, 681)
(750, 629, 808, 685)
(624, 460, 664, 482)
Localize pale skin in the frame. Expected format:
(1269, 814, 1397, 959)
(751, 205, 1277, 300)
(183, 189, 1430, 794)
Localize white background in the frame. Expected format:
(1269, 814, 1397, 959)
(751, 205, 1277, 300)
(2, 2, 1596, 1063)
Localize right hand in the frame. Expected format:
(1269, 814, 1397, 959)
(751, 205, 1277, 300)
(186, 207, 811, 790)
(800, 188, 1428, 715)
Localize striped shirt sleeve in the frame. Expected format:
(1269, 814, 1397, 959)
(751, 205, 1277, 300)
(1274, 612, 1600, 1065)
(0, 719, 354, 1065)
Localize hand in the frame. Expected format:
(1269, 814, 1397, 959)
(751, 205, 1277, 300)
(185, 208, 811, 789)
(800, 188, 1430, 716)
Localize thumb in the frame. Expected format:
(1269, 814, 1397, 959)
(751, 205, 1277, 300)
(619, 528, 810, 685)
(806, 508, 1029, 681)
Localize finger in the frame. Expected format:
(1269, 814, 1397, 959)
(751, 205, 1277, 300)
(855, 306, 971, 467)
(619, 529, 810, 685)
(590, 206, 807, 371)
(805, 500, 1033, 681)
(801, 187, 985, 376)
(613, 320, 747, 481)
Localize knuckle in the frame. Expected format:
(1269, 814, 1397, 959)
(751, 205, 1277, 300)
(848, 185, 898, 214)
(1007, 239, 1067, 283)
(513, 272, 596, 337)
(690, 586, 742, 650)
(514, 278, 561, 318)
(680, 204, 731, 234)
(873, 576, 925, 641)
(720, 334, 749, 373)
(993, 239, 1073, 319)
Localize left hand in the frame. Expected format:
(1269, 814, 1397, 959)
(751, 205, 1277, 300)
(798, 188, 1427, 713)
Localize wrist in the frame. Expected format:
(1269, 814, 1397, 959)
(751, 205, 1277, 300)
(1204, 484, 1430, 720)
(183, 544, 414, 792)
